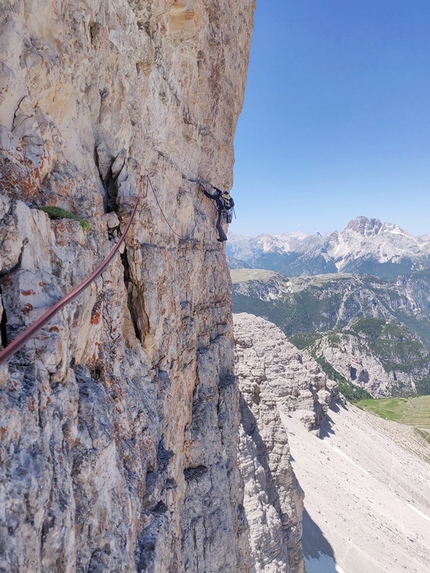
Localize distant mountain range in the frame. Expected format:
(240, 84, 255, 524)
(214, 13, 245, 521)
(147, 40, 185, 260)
(227, 216, 430, 279)
(231, 268, 430, 398)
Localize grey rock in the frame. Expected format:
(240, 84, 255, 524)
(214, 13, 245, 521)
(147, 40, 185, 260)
(0, 0, 256, 572)
(234, 313, 336, 573)
(95, 142, 114, 182)
(111, 148, 127, 181)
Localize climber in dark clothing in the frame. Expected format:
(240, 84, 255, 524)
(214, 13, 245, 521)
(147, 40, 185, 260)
(199, 183, 234, 242)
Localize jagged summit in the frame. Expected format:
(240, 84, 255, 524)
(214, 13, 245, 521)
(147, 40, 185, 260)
(345, 216, 383, 236)
(345, 216, 413, 238)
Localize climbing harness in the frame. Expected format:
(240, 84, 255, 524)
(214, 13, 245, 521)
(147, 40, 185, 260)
(0, 177, 145, 366)
(219, 190, 235, 224)
(223, 209, 233, 224)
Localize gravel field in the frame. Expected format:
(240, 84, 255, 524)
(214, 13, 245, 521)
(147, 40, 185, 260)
(283, 403, 430, 573)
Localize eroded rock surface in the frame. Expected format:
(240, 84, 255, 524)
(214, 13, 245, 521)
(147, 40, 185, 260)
(312, 332, 421, 397)
(234, 313, 336, 432)
(234, 312, 337, 573)
(0, 1, 254, 572)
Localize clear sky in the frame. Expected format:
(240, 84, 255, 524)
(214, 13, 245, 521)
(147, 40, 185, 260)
(231, 0, 430, 237)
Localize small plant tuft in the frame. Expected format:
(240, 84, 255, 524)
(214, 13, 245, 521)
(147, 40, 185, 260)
(37, 206, 90, 233)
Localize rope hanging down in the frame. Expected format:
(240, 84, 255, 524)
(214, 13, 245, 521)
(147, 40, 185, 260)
(159, 162, 205, 226)
(0, 177, 146, 367)
(147, 175, 183, 238)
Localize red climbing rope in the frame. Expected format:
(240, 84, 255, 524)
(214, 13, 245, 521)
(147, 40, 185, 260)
(0, 177, 146, 367)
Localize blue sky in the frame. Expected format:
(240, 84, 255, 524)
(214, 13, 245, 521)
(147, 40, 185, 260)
(231, 0, 430, 237)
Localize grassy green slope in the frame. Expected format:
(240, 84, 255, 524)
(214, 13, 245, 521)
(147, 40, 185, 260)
(230, 269, 278, 283)
(356, 396, 430, 431)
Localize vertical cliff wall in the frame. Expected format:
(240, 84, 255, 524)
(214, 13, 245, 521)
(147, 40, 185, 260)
(234, 313, 338, 573)
(0, 1, 254, 571)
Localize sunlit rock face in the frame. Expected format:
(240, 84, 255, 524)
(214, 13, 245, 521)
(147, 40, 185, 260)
(0, 1, 254, 571)
(234, 313, 336, 573)
(234, 313, 336, 433)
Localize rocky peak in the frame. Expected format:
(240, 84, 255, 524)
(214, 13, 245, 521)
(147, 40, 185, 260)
(228, 215, 430, 278)
(345, 216, 383, 236)
(380, 221, 412, 237)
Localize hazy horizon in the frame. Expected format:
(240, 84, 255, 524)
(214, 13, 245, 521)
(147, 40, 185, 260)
(229, 214, 429, 239)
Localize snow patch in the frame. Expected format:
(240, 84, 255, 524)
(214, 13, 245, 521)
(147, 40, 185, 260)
(305, 554, 347, 573)
(407, 504, 430, 524)
(228, 217, 430, 270)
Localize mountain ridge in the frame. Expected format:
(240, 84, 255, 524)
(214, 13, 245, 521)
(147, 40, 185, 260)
(234, 313, 430, 573)
(231, 268, 430, 397)
(228, 216, 430, 279)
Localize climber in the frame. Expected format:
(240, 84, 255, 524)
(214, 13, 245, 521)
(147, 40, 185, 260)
(199, 182, 234, 242)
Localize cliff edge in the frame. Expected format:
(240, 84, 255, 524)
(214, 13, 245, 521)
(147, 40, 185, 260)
(0, 1, 254, 571)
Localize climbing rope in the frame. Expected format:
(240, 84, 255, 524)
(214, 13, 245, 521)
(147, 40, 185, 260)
(148, 155, 209, 241)
(162, 166, 206, 232)
(0, 176, 146, 366)
(160, 159, 185, 194)
(147, 175, 183, 239)
(157, 150, 201, 190)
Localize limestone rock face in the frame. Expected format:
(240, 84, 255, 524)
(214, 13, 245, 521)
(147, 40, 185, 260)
(0, 1, 254, 572)
(233, 313, 337, 573)
(234, 313, 336, 432)
(312, 332, 420, 397)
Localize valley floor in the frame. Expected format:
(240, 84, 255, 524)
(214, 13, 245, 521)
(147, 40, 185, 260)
(281, 403, 430, 573)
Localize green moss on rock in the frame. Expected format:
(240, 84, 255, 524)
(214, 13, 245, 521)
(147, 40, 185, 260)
(37, 206, 90, 232)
